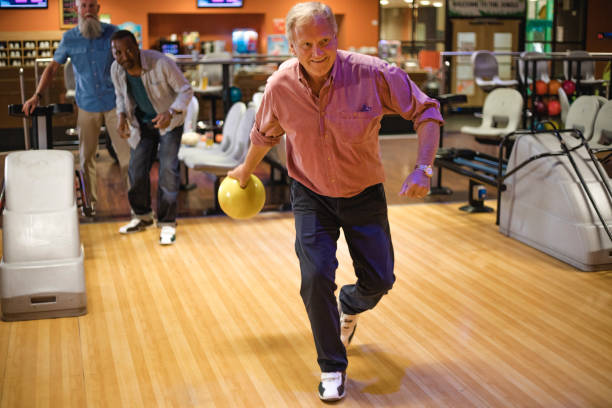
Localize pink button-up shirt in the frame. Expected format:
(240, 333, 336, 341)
(250, 50, 444, 198)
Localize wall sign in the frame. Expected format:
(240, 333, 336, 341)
(449, 0, 525, 17)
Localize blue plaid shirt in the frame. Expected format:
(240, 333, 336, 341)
(53, 23, 118, 113)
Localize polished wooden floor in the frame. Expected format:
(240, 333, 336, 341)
(0, 128, 611, 407)
(0, 204, 611, 407)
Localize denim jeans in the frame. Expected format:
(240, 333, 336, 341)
(128, 121, 182, 225)
(291, 180, 395, 373)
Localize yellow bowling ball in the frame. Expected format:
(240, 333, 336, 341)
(218, 174, 266, 219)
(542, 120, 560, 130)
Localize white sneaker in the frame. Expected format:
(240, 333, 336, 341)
(159, 225, 176, 245)
(318, 371, 346, 401)
(339, 306, 359, 349)
(119, 217, 155, 234)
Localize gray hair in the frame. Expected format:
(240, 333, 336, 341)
(285, 2, 337, 44)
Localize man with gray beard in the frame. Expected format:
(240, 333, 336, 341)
(22, 0, 130, 217)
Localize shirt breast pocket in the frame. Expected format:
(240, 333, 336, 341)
(329, 111, 381, 144)
(68, 46, 88, 67)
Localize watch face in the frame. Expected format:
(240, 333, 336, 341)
(416, 165, 433, 177)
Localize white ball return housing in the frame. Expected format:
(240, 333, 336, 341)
(0, 149, 86, 321)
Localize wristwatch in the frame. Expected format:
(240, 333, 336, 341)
(415, 164, 433, 178)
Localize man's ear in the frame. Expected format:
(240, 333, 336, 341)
(289, 43, 296, 56)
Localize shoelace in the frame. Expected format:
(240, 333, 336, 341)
(160, 226, 175, 236)
(321, 372, 342, 382)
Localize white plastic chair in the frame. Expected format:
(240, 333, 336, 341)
(63, 59, 75, 100)
(183, 96, 199, 133)
(183, 107, 257, 214)
(184, 107, 256, 170)
(180, 96, 200, 146)
(178, 101, 246, 160)
(518, 51, 550, 84)
(249, 92, 264, 110)
(564, 50, 605, 89)
(558, 87, 570, 126)
(472, 50, 518, 92)
(591, 99, 612, 147)
(460, 88, 523, 143)
(564, 95, 605, 141)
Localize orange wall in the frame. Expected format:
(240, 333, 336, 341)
(0, 0, 379, 51)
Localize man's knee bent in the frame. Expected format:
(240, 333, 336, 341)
(358, 269, 395, 295)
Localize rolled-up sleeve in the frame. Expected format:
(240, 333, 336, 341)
(379, 64, 444, 130)
(250, 90, 285, 147)
(53, 36, 69, 65)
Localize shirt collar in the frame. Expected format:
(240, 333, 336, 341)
(139, 50, 150, 72)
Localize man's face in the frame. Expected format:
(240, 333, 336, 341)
(290, 15, 337, 84)
(76, 0, 99, 20)
(112, 38, 139, 71)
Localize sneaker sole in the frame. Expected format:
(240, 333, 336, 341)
(318, 391, 346, 402)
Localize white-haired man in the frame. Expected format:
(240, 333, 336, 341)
(228, 1, 443, 402)
(22, 0, 130, 216)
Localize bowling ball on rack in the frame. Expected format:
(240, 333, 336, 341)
(535, 80, 548, 95)
(548, 79, 562, 95)
(547, 100, 561, 116)
(230, 86, 242, 103)
(533, 98, 547, 116)
(536, 120, 559, 131)
(218, 174, 266, 220)
(562, 79, 576, 96)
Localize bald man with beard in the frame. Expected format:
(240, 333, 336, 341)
(22, 0, 130, 217)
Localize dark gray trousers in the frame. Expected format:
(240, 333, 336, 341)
(291, 180, 395, 372)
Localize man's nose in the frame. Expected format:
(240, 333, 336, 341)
(312, 45, 324, 58)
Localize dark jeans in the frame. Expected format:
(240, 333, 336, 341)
(291, 180, 395, 373)
(128, 121, 182, 225)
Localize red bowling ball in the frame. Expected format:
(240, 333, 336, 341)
(547, 100, 561, 116)
(562, 79, 576, 96)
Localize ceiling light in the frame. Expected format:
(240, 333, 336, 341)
(380, 0, 389, 5)
(404, 0, 414, 3)
(433, 1, 443, 6)
(420, 0, 431, 5)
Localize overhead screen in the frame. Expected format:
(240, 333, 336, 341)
(197, 0, 243, 8)
(0, 0, 48, 8)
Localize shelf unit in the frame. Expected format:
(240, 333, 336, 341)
(0, 31, 62, 68)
